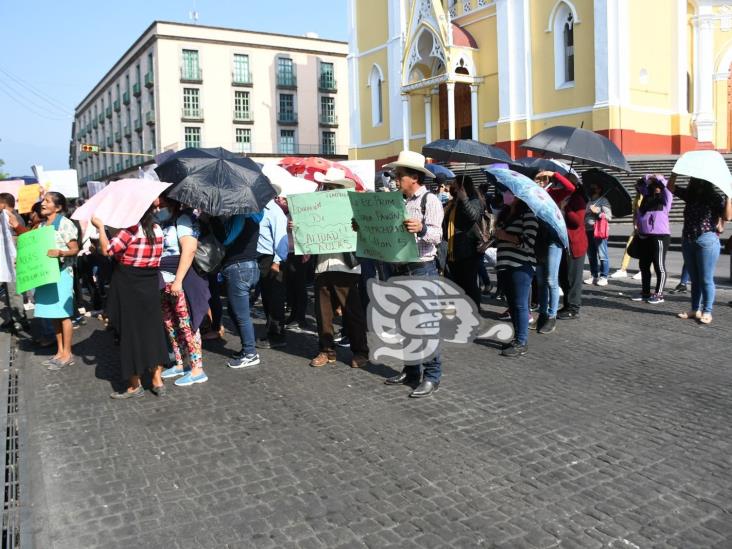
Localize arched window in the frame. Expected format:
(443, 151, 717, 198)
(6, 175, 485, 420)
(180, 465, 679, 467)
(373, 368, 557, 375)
(368, 65, 384, 126)
(563, 13, 575, 83)
(551, 1, 577, 88)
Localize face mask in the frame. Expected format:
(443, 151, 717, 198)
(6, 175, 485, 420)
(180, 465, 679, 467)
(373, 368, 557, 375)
(155, 207, 172, 223)
(502, 190, 515, 205)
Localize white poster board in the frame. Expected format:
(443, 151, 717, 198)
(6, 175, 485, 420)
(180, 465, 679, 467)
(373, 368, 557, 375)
(38, 169, 80, 198)
(340, 160, 376, 192)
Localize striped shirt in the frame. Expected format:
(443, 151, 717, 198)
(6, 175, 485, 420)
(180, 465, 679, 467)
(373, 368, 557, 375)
(404, 186, 444, 262)
(496, 211, 539, 270)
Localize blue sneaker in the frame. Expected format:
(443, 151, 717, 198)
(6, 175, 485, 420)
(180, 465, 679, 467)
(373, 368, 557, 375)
(174, 371, 208, 386)
(161, 366, 185, 379)
(227, 353, 260, 369)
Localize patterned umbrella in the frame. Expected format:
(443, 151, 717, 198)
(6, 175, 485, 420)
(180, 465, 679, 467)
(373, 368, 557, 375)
(279, 157, 365, 190)
(483, 167, 569, 248)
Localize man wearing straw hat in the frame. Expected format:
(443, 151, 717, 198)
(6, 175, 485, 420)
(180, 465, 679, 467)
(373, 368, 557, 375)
(381, 151, 445, 398)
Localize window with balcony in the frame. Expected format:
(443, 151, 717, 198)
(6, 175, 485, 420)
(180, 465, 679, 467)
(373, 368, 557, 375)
(279, 129, 295, 154)
(278, 94, 296, 124)
(233, 54, 251, 85)
(234, 91, 251, 121)
(185, 127, 201, 148)
(183, 88, 202, 119)
(321, 131, 336, 155)
(319, 62, 336, 91)
(277, 57, 296, 88)
(320, 96, 336, 126)
(235, 128, 252, 154)
(182, 49, 202, 81)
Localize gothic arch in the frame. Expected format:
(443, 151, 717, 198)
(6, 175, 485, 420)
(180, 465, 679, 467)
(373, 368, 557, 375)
(545, 0, 581, 32)
(404, 25, 447, 85)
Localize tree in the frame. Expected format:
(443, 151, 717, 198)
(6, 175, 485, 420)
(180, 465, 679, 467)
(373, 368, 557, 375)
(0, 158, 8, 180)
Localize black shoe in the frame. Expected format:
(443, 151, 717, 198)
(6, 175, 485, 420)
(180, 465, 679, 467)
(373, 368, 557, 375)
(256, 337, 286, 349)
(335, 336, 350, 348)
(669, 283, 687, 294)
(384, 372, 420, 385)
(534, 313, 548, 331)
(537, 316, 556, 334)
(409, 380, 439, 398)
(557, 309, 580, 320)
(501, 340, 527, 357)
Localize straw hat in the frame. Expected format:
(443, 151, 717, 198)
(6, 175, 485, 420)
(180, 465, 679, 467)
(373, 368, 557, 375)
(383, 150, 432, 177)
(314, 167, 357, 189)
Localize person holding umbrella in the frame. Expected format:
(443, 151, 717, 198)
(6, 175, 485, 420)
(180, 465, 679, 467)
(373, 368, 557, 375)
(584, 181, 613, 286)
(557, 174, 587, 320)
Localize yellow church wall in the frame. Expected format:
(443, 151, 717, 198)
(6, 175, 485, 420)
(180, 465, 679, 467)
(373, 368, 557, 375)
(409, 93, 426, 136)
(357, 49, 390, 145)
(459, 15, 500, 126)
(713, 79, 728, 149)
(355, 0, 388, 53)
(348, 140, 402, 163)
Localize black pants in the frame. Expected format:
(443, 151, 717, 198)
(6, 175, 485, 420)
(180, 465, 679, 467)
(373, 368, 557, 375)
(258, 255, 286, 338)
(285, 253, 309, 323)
(638, 235, 670, 296)
(447, 255, 481, 308)
(207, 272, 223, 331)
(559, 251, 584, 312)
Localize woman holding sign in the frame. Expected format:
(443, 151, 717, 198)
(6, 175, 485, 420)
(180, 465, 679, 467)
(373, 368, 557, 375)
(34, 192, 80, 370)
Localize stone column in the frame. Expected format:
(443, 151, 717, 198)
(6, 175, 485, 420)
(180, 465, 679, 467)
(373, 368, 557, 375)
(401, 93, 410, 151)
(470, 84, 479, 140)
(693, 9, 715, 142)
(446, 82, 456, 140)
(424, 94, 432, 144)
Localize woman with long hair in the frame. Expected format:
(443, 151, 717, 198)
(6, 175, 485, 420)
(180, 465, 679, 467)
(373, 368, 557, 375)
(33, 192, 79, 370)
(92, 206, 169, 398)
(494, 187, 538, 357)
(668, 175, 732, 324)
(632, 175, 673, 304)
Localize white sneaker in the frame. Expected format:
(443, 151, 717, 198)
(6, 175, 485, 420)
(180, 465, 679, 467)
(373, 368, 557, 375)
(597, 277, 608, 286)
(632, 271, 642, 280)
(584, 277, 598, 285)
(610, 270, 628, 279)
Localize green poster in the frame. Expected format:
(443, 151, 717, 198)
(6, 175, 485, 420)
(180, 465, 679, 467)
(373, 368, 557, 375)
(15, 226, 60, 293)
(349, 192, 419, 263)
(288, 189, 357, 255)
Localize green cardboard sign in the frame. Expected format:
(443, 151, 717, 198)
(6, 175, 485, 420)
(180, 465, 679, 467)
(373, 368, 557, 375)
(288, 190, 358, 255)
(15, 226, 60, 293)
(349, 192, 419, 263)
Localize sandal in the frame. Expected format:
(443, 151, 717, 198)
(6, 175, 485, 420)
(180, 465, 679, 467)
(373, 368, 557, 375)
(677, 311, 701, 320)
(699, 313, 713, 325)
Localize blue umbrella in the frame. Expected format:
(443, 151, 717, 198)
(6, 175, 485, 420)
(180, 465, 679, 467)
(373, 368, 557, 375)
(483, 167, 569, 248)
(425, 163, 455, 179)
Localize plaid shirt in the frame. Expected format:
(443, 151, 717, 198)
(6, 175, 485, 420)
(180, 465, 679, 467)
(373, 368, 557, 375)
(109, 224, 164, 268)
(404, 186, 444, 262)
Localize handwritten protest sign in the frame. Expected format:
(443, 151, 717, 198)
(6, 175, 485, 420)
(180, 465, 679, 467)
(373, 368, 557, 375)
(15, 226, 60, 293)
(17, 184, 41, 213)
(41, 169, 80, 198)
(349, 192, 419, 262)
(288, 190, 357, 255)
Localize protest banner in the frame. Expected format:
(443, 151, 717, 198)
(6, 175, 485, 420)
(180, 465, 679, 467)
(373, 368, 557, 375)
(38, 169, 80, 198)
(15, 226, 60, 293)
(349, 192, 419, 262)
(0, 180, 24, 202)
(288, 189, 357, 255)
(17, 184, 41, 213)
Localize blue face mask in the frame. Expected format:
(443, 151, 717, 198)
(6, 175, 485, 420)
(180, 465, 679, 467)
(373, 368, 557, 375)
(155, 207, 172, 223)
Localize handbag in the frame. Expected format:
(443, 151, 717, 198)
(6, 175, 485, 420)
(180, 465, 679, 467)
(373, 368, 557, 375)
(626, 234, 642, 259)
(193, 228, 225, 275)
(594, 213, 609, 239)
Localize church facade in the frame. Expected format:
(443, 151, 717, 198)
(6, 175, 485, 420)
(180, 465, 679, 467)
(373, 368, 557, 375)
(347, 0, 732, 165)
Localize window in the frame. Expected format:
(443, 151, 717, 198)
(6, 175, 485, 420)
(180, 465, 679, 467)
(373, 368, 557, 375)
(147, 52, 153, 72)
(552, 2, 576, 88)
(233, 54, 251, 84)
(149, 128, 156, 152)
(185, 127, 201, 148)
(321, 131, 336, 155)
(183, 88, 201, 118)
(182, 49, 201, 80)
(277, 57, 295, 86)
(279, 129, 295, 154)
(234, 91, 250, 119)
(235, 128, 252, 153)
(149, 90, 155, 110)
(320, 62, 335, 89)
(369, 65, 384, 126)
(563, 14, 575, 83)
(279, 94, 295, 122)
(135, 64, 141, 84)
(320, 96, 335, 124)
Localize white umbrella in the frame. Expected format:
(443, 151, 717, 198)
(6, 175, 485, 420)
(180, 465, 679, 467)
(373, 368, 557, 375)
(672, 150, 732, 197)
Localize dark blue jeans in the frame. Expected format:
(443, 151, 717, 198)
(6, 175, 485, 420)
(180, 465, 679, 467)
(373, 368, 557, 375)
(389, 260, 442, 383)
(222, 260, 260, 355)
(499, 264, 535, 345)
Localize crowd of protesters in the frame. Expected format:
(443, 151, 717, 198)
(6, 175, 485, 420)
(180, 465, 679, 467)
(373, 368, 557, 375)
(1, 149, 731, 400)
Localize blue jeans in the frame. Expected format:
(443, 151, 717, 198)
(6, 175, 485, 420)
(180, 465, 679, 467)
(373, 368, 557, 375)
(499, 264, 535, 345)
(682, 232, 720, 314)
(586, 231, 609, 278)
(390, 261, 442, 383)
(222, 260, 260, 356)
(536, 242, 562, 318)
(679, 264, 690, 285)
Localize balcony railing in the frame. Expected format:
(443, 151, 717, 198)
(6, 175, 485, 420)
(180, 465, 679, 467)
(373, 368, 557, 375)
(113, 99, 121, 112)
(123, 125, 131, 138)
(144, 71, 154, 88)
(319, 113, 338, 126)
(277, 111, 298, 124)
(145, 111, 155, 125)
(232, 71, 253, 86)
(86, 123, 92, 134)
(276, 74, 297, 88)
(92, 119, 98, 129)
(134, 119, 143, 132)
(115, 131, 122, 143)
(319, 76, 337, 91)
(132, 82, 141, 97)
(182, 108, 203, 120)
(106, 106, 112, 118)
(180, 67, 203, 82)
(98, 113, 105, 123)
(106, 136, 113, 147)
(233, 110, 253, 123)
(122, 91, 130, 105)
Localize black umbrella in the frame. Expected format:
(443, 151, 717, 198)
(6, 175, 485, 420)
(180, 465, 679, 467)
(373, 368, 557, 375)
(582, 168, 633, 218)
(509, 157, 575, 179)
(423, 139, 512, 165)
(520, 126, 631, 173)
(155, 147, 276, 216)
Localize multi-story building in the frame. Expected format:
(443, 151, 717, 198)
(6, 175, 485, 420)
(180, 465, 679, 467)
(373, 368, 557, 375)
(348, 0, 732, 165)
(70, 21, 349, 187)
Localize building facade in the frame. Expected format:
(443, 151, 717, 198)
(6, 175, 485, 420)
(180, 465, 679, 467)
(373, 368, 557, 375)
(71, 21, 349, 186)
(348, 0, 732, 166)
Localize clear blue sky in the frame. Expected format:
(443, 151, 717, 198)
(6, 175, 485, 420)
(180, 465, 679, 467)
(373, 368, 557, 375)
(0, 0, 347, 177)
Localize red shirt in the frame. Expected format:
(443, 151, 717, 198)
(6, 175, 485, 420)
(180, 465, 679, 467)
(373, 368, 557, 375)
(564, 191, 588, 258)
(109, 224, 163, 268)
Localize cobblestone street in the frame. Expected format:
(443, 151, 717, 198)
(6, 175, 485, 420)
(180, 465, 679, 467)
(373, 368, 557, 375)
(7, 272, 732, 549)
